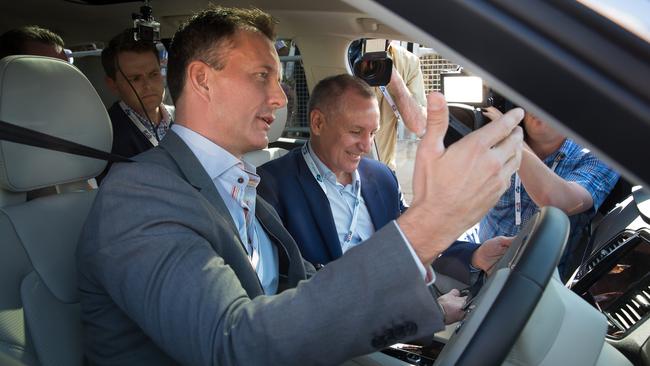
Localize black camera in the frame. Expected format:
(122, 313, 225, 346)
(132, 3, 160, 42)
(352, 51, 393, 87)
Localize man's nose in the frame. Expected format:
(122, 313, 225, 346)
(141, 76, 154, 90)
(359, 133, 372, 153)
(269, 80, 288, 109)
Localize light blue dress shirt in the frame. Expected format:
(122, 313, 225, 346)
(172, 124, 279, 294)
(306, 142, 375, 253)
(305, 142, 432, 283)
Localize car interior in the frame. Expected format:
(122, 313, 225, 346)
(0, 0, 649, 365)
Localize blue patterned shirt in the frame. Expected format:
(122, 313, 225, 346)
(479, 138, 619, 254)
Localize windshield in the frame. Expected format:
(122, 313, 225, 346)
(578, 0, 650, 43)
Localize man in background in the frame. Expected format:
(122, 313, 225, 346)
(0, 25, 68, 61)
(101, 28, 174, 159)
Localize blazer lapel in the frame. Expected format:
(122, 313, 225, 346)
(359, 160, 391, 230)
(296, 153, 343, 261)
(159, 132, 240, 234)
(255, 198, 307, 289)
(158, 131, 263, 296)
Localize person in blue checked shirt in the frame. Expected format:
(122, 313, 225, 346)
(479, 107, 619, 278)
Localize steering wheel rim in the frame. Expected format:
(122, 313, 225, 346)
(435, 206, 570, 365)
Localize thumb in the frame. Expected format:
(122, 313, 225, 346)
(411, 92, 449, 204)
(447, 288, 461, 297)
(420, 92, 448, 156)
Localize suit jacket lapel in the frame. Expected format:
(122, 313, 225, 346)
(295, 152, 343, 261)
(158, 131, 263, 296)
(160, 133, 239, 230)
(255, 198, 307, 289)
(359, 160, 390, 230)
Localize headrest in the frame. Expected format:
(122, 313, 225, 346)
(0, 56, 112, 192)
(268, 105, 288, 143)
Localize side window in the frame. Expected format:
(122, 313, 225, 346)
(347, 39, 458, 204)
(276, 40, 310, 139)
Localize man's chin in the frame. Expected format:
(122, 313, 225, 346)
(251, 140, 270, 152)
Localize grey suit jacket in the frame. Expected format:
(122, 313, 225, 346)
(77, 131, 444, 366)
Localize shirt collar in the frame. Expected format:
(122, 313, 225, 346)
(119, 101, 172, 130)
(306, 140, 360, 187)
(171, 124, 256, 180)
(543, 138, 571, 165)
(160, 104, 173, 124)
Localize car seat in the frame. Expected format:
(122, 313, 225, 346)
(0, 55, 111, 366)
(242, 106, 289, 166)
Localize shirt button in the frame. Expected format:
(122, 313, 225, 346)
(237, 177, 244, 184)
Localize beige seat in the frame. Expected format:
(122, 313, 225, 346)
(242, 105, 289, 166)
(0, 55, 111, 366)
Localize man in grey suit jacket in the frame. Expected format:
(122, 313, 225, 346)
(77, 6, 524, 366)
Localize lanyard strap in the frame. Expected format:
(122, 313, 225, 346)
(514, 152, 563, 227)
(120, 101, 159, 147)
(378, 85, 403, 123)
(302, 143, 362, 247)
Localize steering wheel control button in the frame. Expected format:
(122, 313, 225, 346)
(406, 353, 422, 364)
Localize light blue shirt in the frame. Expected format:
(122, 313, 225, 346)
(305, 142, 433, 284)
(306, 142, 375, 253)
(172, 124, 279, 294)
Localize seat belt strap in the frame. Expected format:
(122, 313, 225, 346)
(0, 120, 132, 163)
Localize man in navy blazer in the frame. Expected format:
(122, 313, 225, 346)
(258, 74, 511, 284)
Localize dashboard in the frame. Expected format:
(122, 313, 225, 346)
(568, 187, 650, 364)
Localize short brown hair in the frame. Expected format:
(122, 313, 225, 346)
(166, 6, 276, 104)
(101, 28, 160, 80)
(0, 25, 64, 60)
(308, 74, 376, 117)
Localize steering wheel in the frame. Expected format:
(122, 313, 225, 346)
(434, 206, 570, 365)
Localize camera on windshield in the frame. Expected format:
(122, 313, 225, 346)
(132, 2, 160, 42)
(352, 51, 393, 87)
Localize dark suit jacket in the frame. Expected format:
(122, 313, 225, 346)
(258, 147, 406, 264)
(97, 102, 168, 183)
(77, 131, 445, 366)
(108, 101, 158, 158)
(258, 147, 480, 283)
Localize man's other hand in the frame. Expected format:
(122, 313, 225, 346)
(438, 289, 467, 324)
(472, 236, 513, 274)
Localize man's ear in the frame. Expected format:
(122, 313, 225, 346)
(310, 109, 325, 136)
(186, 61, 212, 102)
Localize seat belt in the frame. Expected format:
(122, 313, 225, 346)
(0, 120, 131, 163)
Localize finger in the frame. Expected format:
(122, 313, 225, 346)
(419, 92, 448, 155)
(472, 107, 524, 148)
(481, 106, 503, 121)
(411, 92, 449, 203)
(501, 142, 523, 180)
(499, 236, 515, 247)
(446, 288, 460, 297)
(491, 126, 523, 167)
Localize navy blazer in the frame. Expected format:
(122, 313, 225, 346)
(258, 147, 406, 265)
(97, 102, 159, 183)
(258, 147, 480, 283)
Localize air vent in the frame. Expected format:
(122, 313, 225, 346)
(580, 232, 635, 277)
(605, 281, 650, 338)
